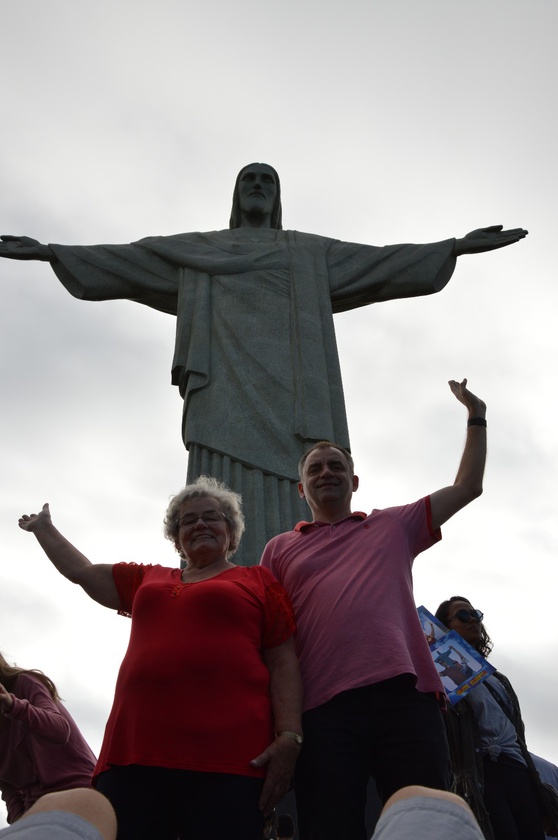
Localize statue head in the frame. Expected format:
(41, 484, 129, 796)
(229, 162, 282, 229)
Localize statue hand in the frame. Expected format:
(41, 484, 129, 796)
(0, 235, 53, 261)
(453, 225, 528, 256)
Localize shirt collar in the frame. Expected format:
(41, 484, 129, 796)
(295, 512, 367, 531)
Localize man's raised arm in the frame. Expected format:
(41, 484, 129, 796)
(429, 379, 487, 530)
(0, 235, 53, 261)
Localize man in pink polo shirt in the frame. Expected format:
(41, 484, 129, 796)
(261, 378, 487, 840)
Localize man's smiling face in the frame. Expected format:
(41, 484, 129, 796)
(298, 446, 359, 518)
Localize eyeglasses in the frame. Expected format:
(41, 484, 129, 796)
(179, 512, 229, 528)
(448, 608, 483, 624)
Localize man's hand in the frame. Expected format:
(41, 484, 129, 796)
(250, 736, 300, 816)
(448, 378, 486, 419)
(0, 236, 53, 261)
(18, 503, 52, 533)
(453, 225, 528, 256)
(430, 378, 487, 530)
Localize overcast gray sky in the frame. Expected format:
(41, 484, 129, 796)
(1, 0, 557, 825)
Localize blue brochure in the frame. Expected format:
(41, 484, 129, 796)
(417, 606, 495, 705)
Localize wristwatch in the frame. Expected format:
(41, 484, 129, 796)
(277, 730, 303, 745)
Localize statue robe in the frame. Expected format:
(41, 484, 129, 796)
(50, 228, 456, 565)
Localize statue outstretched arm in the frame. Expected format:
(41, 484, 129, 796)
(453, 225, 528, 256)
(0, 235, 53, 261)
(429, 379, 487, 531)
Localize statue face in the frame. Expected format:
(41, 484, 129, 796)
(237, 164, 278, 221)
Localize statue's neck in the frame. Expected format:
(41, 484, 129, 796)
(229, 227, 280, 241)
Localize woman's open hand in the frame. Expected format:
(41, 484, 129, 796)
(250, 736, 301, 816)
(0, 683, 14, 713)
(18, 503, 52, 533)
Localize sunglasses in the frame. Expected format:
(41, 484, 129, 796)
(448, 608, 483, 624)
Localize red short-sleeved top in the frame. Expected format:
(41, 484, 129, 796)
(94, 564, 296, 779)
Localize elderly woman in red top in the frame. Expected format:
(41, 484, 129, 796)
(19, 476, 302, 840)
(0, 652, 96, 823)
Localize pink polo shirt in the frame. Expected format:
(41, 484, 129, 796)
(261, 497, 444, 711)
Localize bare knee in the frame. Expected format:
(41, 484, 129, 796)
(382, 785, 474, 818)
(22, 789, 116, 840)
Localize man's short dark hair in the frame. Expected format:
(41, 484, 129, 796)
(298, 440, 354, 480)
(276, 814, 295, 839)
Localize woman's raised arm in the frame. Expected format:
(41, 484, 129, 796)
(18, 503, 119, 609)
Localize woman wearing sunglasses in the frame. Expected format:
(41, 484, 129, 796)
(435, 597, 553, 840)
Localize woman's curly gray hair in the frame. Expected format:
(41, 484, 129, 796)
(164, 475, 245, 559)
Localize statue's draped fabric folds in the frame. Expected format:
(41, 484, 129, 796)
(50, 229, 456, 564)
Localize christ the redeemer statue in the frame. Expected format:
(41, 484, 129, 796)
(0, 163, 527, 564)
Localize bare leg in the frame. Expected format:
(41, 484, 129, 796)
(382, 785, 475, 815)
(373, 786, 484, 840)
(21, 789, 116, 840)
